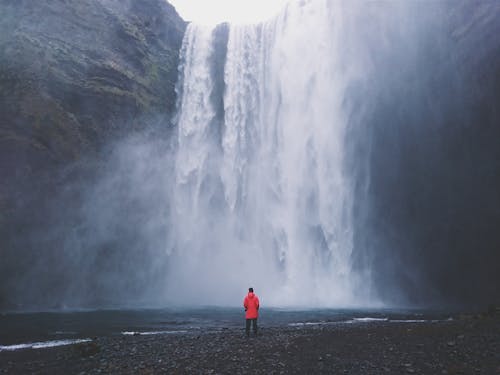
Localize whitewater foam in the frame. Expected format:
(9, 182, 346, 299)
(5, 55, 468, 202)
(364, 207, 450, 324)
(121, 330, 188, 336)
(0, 338, 91, 352)
(352, 317, 389, 322)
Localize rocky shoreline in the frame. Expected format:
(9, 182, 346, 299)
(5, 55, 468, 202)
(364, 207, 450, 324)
(1, 312, 499, 374)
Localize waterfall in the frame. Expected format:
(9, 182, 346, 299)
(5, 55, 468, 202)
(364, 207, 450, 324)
(167, 0, 373, 307)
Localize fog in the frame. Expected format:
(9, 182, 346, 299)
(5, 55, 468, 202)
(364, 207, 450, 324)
(2, 0, 499, 310)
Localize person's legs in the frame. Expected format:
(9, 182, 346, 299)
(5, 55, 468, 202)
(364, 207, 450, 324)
(252, 318, 258, 335)
(245, 319, 251, 337)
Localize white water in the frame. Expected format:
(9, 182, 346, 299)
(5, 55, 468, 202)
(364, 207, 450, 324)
(121, 330, 188, 336)
(165, 0, 376, 307)
(0, 339, 91, 352)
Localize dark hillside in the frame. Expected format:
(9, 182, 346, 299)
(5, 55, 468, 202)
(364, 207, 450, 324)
(0, 0, 186, 309)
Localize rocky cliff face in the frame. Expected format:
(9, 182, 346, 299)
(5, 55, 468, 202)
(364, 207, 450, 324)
(0, 0, 186, 308)
(348, 2, 500, 306)
(0, 0, 185, 185)
(0, 3, 185, 197)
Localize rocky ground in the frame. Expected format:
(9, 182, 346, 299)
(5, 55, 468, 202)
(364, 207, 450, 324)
(1, 312, 499, 374)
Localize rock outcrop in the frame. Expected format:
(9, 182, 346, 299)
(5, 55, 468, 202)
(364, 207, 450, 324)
(0, 0, 185, 186)
(0, 0, 186, 309)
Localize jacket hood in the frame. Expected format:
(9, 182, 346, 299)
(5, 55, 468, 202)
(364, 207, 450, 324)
(247, 292, 255, 298)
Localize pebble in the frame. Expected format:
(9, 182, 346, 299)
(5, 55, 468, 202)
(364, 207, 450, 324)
(2, 317, 499, 374)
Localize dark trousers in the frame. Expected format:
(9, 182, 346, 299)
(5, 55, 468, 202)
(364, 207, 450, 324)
(246, 318, 258, 336)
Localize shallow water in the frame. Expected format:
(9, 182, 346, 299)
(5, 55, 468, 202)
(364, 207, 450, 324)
(0, 308, 453, 349)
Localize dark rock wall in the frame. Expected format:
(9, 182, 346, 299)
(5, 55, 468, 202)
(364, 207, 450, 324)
(0, 0, 186, 309)
(0, 0, 185, 166)
(348, 1, 500, 307)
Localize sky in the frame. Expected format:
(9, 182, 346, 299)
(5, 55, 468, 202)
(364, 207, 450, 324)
(167, 0, 290, 25)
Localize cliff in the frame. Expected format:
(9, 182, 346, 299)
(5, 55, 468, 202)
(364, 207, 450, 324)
(0, 0, 185, 186)
(0, 0, 186, 309)
(0, 0, 185, 230)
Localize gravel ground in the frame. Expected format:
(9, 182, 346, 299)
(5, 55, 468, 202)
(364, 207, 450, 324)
(1, 312, 499, 374)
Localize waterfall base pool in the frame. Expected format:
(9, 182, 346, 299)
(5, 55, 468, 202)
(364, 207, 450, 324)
(0, 307, 455, 348)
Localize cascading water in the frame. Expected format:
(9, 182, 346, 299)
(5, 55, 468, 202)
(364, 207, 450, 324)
(166, 0, 374, 307)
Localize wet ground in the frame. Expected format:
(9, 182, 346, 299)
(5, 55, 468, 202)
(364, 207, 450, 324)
(1, 309, 498, 374)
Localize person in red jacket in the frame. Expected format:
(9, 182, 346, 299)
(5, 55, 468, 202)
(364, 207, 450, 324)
(243, 287, 260, 337)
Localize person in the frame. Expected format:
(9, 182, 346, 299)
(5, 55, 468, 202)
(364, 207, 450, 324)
(243, 287, 260, 337)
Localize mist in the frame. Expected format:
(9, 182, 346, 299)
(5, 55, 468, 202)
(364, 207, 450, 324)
(1, 0, 499, 310)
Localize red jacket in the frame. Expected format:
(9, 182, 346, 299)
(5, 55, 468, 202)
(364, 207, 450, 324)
(243, 292, 260, 319)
